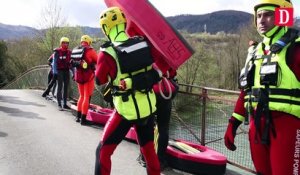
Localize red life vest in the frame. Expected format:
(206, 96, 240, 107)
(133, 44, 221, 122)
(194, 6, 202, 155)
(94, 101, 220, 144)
(71, 46, 95, 84)
(55, 48, 71, 70)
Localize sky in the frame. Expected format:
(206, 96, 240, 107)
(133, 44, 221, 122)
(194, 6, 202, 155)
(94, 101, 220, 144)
(0, 0, 299, 28)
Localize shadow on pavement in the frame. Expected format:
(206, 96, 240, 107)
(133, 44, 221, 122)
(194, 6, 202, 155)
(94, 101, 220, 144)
(0, 106, 45, 120)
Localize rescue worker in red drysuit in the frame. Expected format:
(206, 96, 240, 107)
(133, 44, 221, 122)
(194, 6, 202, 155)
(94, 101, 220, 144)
(137, 66, 178, 170)
(42, 53, 57, 97)
(224, 0, 300, 174)
(51, 37, 73, 110)
(94, 7, 162, 175)
(124, 12, 180, 171)
(71, 35, 98, 125)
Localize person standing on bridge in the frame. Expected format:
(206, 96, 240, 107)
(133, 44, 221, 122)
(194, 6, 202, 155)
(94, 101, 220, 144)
(42, 53, 57, 98)
(137, 67, 178, 171)
(94, 7, 162, 175)
(224, 0, 300, 174)
(51, 37, 73, 111)
(70, 35, 98, 125)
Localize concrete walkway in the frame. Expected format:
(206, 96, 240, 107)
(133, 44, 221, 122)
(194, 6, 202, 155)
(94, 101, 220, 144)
(0, 89, 253, 175)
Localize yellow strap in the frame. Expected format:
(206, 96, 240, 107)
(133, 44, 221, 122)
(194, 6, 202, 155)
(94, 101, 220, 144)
(175, 142, 201, 154)
(169, 140, 201, 154)
(154, 125, 159, 153)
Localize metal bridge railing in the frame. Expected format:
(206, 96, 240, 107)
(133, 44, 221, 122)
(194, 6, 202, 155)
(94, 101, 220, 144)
(173, 84, 255, 173)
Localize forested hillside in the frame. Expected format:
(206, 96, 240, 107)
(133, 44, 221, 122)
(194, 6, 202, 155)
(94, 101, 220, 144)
(0, 10, 252, 40)
(167, 10, 252, 34)
(1, 10, 299, 90)
(0, 23, 38, 40)
(1, 10, 299, 40)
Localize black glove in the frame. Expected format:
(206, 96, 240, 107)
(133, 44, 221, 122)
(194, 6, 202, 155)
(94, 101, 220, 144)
(70, 60, 81, 68)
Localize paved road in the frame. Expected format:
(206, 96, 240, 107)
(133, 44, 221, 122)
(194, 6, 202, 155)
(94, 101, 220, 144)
(0, 89, 253, 175)
(0, 89, 149, 175)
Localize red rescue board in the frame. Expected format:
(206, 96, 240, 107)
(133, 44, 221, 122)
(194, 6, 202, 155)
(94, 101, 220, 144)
(124, 127, 137, 142)
(70, 104, 114, 125)
(104, 0, 194, 70)
(166, 139, 227, 175)
(87, 104, 114, 125)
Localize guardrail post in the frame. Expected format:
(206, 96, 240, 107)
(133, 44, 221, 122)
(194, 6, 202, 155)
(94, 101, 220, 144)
(200, 88, 207, 146)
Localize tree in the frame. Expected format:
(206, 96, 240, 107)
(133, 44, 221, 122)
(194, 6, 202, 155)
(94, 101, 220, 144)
(229, 22, 260, 89)
(35, 0, 83, 64)
(36, 0, 67, 52)
(176, 23, 260, 91)
(0, 40, 16, 87)
(7, 38, 41, 69)
(177, 35, 216, 92)
(0, 40, 8, 86)
(0, 41, 7, 68)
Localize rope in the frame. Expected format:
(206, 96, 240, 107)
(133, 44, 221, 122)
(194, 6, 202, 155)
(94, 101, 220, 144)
(158, 71, 173, 100)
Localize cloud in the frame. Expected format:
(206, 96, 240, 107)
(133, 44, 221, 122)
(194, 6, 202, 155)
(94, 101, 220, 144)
(60, 0, 107, 27)
(149, 0, 254, 16)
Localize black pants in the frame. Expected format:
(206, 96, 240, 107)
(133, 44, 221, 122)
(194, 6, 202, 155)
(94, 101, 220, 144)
(95, 113, 160, 175)
(56, 70, 70, 106)
(156, 96, 172, 164)
(137, 96, 173, 165)
(44, 69, 57, 96)
(47, 69, 56, 95)
(47, 69, 52, 84)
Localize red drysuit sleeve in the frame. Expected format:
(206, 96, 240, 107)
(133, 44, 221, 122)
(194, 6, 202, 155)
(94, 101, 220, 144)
(95, 51, 117, 85)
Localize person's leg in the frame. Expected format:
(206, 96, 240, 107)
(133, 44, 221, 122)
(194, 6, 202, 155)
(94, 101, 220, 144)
(156, 98, 172, 166)
(42, 73, 56, 97)
(56, 71, 63, 108)
(76, 83, 84, 122)
(270, 114, 300, 175)
(136, 115, 160, 175)
(249, 117, 272, 175)
(52, 79, 57, 97)
(62, 70, 70, 108)
(47, 69, 52, 84)
(94, 112, 131, 175)
(81, 80, 95, 125)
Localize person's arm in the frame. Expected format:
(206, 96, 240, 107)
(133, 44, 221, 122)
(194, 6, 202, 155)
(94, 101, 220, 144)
(48, 54, 54, 66)
(85, 48, 98, 70)
(66, 50, 74, 79)
(231, 91, 246, 122)
(52, 51, 58, 75)
(90, 49, 98, 64)
(224, 91, 245, 151)
(70, 66, 75, 80)
(288, 45, 300, 81)
(95, 51, 117, 85)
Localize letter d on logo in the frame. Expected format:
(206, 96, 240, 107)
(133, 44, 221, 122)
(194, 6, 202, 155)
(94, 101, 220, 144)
(275, 8, 294, 26)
